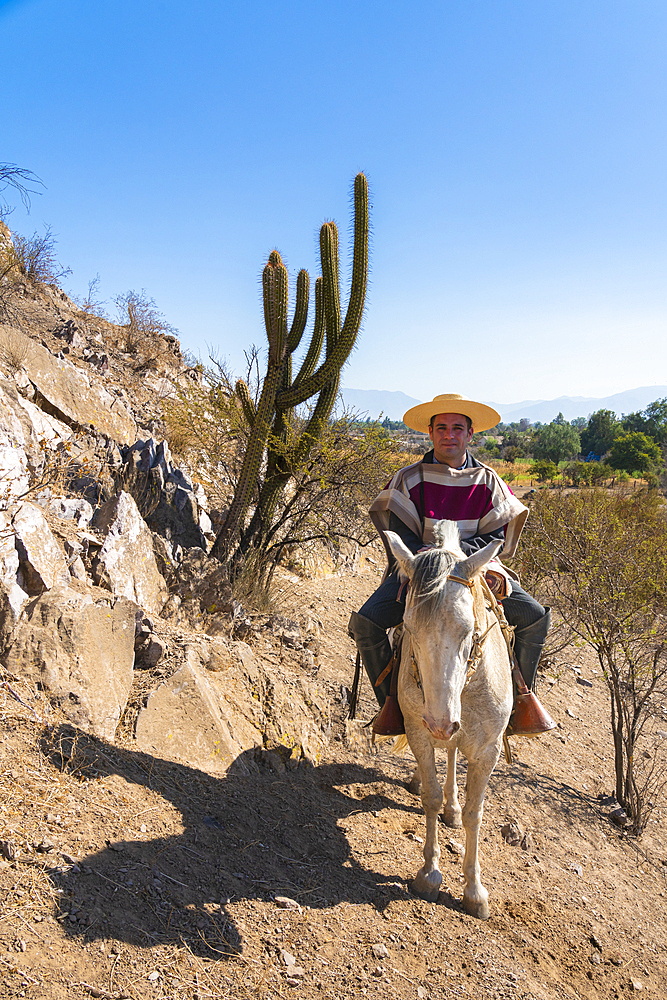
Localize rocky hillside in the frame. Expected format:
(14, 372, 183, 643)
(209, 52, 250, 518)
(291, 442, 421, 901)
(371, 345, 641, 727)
(0, 264, 333, 774)
(0, 265, 665, 1000)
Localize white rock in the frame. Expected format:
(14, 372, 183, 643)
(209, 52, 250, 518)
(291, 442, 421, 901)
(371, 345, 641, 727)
(13, 501, 70, 592)
(371, 943, 389, 959)
(5, 585, 136, 739)
(0, 386, 29, 500)
(48, 497, 94, 528)
(275, 896, 301, 912)
(92, 491, 167, 614)
(0, 324, 136, 444)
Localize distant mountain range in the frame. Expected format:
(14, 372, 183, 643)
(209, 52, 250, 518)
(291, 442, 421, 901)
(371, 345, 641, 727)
(340, 386, 667, 425)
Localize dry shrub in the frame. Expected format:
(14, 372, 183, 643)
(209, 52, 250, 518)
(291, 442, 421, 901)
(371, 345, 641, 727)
(112, 290, 179, 373)
(510, 487, 667, 834)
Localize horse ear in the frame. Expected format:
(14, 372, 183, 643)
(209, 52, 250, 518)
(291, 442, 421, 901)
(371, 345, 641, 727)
(384, 531, 416, 579)
(460, 539, 504, 579)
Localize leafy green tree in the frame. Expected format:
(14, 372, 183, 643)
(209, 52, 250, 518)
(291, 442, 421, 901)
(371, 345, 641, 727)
(532, 413, 581, 463)
(564, 461, 593, 486)
(608, 432, 662, 476)
(623, 398, 667, 444)
(580, 409, 621, 457)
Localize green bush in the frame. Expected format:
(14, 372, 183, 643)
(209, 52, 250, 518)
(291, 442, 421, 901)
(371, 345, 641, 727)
(609, 431, 662, 476)
(529, 459, 559, 483)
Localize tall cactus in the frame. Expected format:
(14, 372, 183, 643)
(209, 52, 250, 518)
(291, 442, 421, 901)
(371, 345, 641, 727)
(211, 173, 369, 566)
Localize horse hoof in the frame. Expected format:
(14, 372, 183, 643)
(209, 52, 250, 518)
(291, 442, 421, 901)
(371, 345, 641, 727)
(411, 868, 442, 902)
(462, 895, 490, 920)
(441, 808, 462, 828)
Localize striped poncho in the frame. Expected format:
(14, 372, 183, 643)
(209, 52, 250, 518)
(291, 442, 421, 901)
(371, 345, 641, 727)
(369, 453, 528, 561)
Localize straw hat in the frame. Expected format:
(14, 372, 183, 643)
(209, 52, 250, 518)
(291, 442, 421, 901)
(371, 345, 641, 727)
(403, 393, 501, 434)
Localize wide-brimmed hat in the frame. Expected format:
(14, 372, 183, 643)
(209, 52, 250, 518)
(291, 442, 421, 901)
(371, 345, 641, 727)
(403, 393, 501, 434)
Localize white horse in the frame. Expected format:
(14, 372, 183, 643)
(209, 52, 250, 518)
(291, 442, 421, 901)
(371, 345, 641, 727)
(385, 519, 513, 919)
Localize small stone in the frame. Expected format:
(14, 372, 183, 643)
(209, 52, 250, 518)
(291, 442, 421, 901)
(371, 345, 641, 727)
(281, 949, 296, 967)
(140, 824, 147, 833)
(609, 807, 629, 828)
(520, 832, 533, 851)
(501, 823, 522, 847)
(589, 953, 601, 965)
(371, 943, 389, 959)
(147, 971, 160, 981)
(591, 934, 603, 950)
(570, 863, 583, 877)
(631, 979, 643, 991)
(446, 839, 465, 857)
(417, 988, 427, 999)
(566, 708, 576, 718)
(577, 677, 593, 688)
(35, 839, 55, 853)
(275, 895, 301, 912)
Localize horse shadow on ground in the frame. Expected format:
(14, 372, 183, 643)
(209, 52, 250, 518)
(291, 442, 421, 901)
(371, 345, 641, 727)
(38, 725, 425, 958)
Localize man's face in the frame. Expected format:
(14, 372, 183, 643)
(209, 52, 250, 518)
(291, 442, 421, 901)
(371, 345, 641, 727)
(428, 412, 473, 467)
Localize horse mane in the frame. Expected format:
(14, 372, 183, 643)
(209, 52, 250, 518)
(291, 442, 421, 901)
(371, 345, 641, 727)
(409, 519, 466, 626)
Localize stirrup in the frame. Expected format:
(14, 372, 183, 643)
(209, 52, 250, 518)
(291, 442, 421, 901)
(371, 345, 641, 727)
(371, 694, 405, 737)
(505, 690, 556, 737)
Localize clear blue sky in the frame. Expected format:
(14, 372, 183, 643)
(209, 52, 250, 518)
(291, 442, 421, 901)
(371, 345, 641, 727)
(3, 0, 667, 405)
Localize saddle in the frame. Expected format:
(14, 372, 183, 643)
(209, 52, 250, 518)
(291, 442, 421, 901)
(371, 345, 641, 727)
(348, 577, 555, 749)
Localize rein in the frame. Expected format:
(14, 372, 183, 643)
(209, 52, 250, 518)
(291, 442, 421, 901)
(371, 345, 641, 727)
(407, 572, 514, 699)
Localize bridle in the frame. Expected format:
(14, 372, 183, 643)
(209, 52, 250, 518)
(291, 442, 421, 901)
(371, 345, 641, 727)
(406, 572, 513, 699)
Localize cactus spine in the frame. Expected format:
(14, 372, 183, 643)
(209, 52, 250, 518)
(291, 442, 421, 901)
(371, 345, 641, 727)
(211, 173, 369, 567)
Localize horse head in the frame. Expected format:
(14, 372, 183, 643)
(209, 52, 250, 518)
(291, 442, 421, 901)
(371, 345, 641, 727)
(385, 520, 503, 742)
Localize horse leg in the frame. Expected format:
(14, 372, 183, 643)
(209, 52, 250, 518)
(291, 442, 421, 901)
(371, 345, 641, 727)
(460, 749, 499, 920)
(408, 733, 443, 901)
(407, 765, 421, 796)
(442, 746, 462, 828)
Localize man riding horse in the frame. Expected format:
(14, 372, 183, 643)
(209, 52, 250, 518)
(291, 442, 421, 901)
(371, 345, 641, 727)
(349, 392, 552, 737)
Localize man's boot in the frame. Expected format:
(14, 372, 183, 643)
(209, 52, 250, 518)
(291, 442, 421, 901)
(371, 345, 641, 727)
(348, 612, 404, 736)
(506, 608, 557, 737)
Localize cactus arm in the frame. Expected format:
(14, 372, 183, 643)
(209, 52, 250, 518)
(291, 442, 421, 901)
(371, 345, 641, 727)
(287, 269, 309, 353)
(320, 222, 341, 350)
(275, 173, 368, 410)
(263, 250, 289, 362)
(292, 277, 324, 389)
(235, 379, 256, 429)
(340, 172, 369, 346)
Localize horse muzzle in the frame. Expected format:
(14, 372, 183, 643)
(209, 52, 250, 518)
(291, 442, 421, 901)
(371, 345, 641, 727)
(422, 716, 460, 741)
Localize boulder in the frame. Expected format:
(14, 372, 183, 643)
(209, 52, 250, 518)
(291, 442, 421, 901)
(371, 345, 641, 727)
(91, 491, 167, 614)
(5, 585, 136, 739)
(0, 511, 29, 648)
(135, 639, 327, 773)
(134, 647, 253, 773)
(12, 501, 70, 593)
(0, 384, 30, 501)
(0, 324, 136, 444)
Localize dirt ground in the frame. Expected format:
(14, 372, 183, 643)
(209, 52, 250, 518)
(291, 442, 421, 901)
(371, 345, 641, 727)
(1, 564, 666, 1000)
